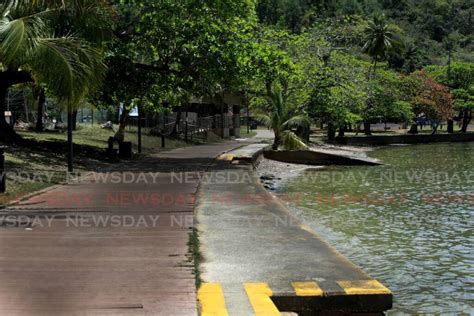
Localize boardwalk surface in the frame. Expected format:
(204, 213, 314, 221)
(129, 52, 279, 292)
(0, 142, 240, 316)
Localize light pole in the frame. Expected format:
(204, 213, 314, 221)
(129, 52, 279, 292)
(67, 107, 74, 172)
(138, 103, 142, 154)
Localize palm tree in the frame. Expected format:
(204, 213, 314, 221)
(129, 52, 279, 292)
(0, 0, 107, 143)
(256, 89, 311, 150)
(362, 13, 394, 135)
(362, 14, 394, 78)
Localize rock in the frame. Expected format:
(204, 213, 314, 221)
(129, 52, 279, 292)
(100, 121, 114, 130)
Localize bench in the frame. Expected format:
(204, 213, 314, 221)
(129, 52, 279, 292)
(107, 137, 132, 159)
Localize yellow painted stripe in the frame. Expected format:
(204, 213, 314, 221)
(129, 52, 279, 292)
(217, 154, 233, 161)
(337, 280, 392, 295)
(244, 283, 281, 316)
(198, 283, 229, 316)
(292, 281, 323, 296)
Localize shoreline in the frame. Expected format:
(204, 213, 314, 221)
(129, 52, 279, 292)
(256, 143, 375, 191)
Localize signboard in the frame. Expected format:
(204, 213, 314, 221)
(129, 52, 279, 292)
(4, 111, 11, 117)
(119, 103, 139, 117)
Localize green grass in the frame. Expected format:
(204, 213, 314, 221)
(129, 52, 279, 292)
(1, 147, 68, 207)
(188, 228, 203, 289)
(1, 124, 198, 206)
(19, 123, 192, 154)
(239, 126, 258, 138)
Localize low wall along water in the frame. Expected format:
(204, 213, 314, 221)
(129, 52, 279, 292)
(335, 133, 474, 146)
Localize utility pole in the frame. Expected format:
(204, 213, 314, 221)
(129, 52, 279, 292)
(246, 93, 250, 134)
(0, 146, 5, 193)
(67, 108, 73, 172)
(138, 103, 142, 154)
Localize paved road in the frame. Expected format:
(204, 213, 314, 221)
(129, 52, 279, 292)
(0, 141, 241, 316)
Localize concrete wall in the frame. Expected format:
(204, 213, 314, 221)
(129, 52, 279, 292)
(335, 133, 474, 146)
(264, 150, 380, 166)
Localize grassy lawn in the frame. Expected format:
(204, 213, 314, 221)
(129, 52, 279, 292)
(239, 126, 258, 138)
(1, 124, 193, 206)
(1, 145, 69, 207)
(19, 123, 192, 154)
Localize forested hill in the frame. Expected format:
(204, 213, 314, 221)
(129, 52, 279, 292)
(257, 0, 473, 67)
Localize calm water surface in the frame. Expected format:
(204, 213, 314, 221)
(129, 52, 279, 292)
(278, 143, 473, 314)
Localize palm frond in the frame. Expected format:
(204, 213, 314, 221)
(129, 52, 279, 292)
(30, 36, 105, 106)
(280, 130, 308, 150)
(282, 114, 311, 130)
(0, 14, 46, 67)
(254, 112, 272, 128)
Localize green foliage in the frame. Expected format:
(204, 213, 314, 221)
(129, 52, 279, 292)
(256, 0, 473, 67)
(425, 62, 474, 90)
(255, 88, 310, 150)
(309, 52, 368, 128)
(365, 70, 414, 123)
(362, 13, 396, 76)
(0, 0, 109, 106)
(425, 62, 474, 111)
(98, 0, 262, 114)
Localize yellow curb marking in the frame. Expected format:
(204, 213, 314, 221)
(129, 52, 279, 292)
(198, 283, 229, 316)
(292, 281, 323, 296)
(337, 280, 392, 295)
(217, 154, 234, 161)
(244, 283, 281, 315)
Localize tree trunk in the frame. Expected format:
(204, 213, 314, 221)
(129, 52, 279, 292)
(431, 122, 439, 135)
(364, 121, 372, 135)
(170, 107, 182, 137)
(296, 125, 310, 142)
(272, 132, 280, 150)
(338, 126, 345, 137)
(35, 88, 46, 132)
(327, 123, 336, 142)
(0, 84, 22, 143)
(373, 58, 378, 78)
(461, 109, 472, 133)
(408, 123, 418, 134)
(447, 119, 454, 133)
(72, 109, 78, 131)
(114, 107, 130, 142)
(447, 49, 452, 80)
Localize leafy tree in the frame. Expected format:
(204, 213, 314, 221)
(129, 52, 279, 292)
(308, 52, 368, 140)
(99, 0, 258, 140)
(426, 62, 474, 132)
(411, 70, 454, 134)
(365, 70, 413, 128)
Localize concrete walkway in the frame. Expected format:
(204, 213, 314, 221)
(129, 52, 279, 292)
(0, 141, 242, 315)
(196, 146, 392, 315)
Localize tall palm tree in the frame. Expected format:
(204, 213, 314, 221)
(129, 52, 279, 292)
(361, 14, 394, 135)
(362, 14, 394, 78)
(0, 0, 107, 142)
(256, 89, 311, 150)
